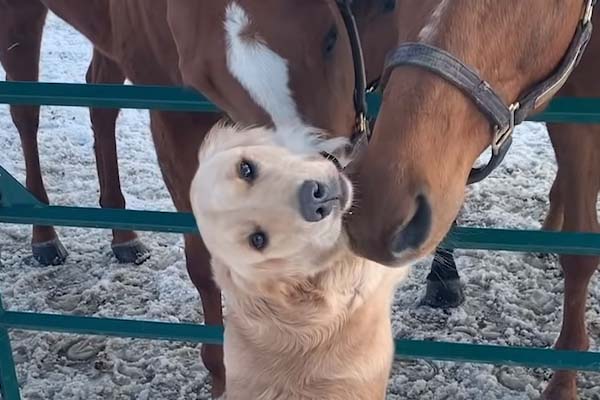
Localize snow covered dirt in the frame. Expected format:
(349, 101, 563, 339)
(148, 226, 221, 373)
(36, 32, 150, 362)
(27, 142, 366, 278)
(1, 12, 599, 400)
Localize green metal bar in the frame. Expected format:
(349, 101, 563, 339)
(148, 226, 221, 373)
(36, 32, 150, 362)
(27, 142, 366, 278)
(1, 309, 599, 372)
(442, 228, 600, 255)
(0, 205, 197, 234)
(0, 81, 219, 113)
(528, 97, 600, 124)
(0, 166, 43, 207)
(0, 310, 223, 345)
(1, 202, 600, 254)
(394, 340, 600, 372)
(0, 297, 21, 400)
(3, 81, 600, 123)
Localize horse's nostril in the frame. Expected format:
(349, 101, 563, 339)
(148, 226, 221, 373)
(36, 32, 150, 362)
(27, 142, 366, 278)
(299, 180, 335, 222)
(389, 194, 432, 255)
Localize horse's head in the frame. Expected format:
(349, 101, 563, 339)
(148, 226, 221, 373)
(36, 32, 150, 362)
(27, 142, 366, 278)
(346, 0, 591, 265)
(352, 0, 400, 86)
(167, 0, 394, 139)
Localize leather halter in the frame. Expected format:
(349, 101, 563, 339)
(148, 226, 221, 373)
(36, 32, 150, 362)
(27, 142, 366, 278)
(320, 0, 370, 169)
(381, 0, 596, 184)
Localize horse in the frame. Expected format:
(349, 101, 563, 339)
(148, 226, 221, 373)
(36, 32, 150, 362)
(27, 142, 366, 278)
(0, 0, 398, 396)
(347, 1, 598, 398)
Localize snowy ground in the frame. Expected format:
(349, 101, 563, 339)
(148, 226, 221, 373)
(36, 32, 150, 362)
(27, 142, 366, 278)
(1, 12, 599, 400)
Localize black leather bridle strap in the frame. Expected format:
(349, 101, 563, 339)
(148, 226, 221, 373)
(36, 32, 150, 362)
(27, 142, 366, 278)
(336, 0, 370, 143)
(319, 0, 371, 170)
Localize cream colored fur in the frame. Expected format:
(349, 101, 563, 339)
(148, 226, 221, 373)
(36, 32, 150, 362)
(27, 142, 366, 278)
(190, 123, 409, 400)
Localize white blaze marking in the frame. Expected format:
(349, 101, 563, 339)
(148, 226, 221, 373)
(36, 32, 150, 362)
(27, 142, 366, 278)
(418, 0, 450, 42)
(224, 2, 303, 128)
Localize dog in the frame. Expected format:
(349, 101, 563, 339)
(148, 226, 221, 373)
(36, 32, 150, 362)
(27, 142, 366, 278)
(190, 123, 409, 400)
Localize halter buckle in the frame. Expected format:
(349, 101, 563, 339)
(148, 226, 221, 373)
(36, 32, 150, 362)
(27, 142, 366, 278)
(584, 0, 595, 25)
(492, 102, 519, 155)
(356, 113, 369, 135)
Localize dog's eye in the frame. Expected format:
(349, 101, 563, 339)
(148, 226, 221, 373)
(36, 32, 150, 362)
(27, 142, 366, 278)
(238, 159, 256, 182)
(249, 231, 268, 251)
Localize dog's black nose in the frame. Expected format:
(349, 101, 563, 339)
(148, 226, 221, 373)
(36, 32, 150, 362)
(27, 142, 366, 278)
(298, 180, 336, 222)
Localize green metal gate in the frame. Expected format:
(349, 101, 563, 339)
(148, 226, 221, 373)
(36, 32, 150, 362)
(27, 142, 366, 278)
(1, 80, 600, 399)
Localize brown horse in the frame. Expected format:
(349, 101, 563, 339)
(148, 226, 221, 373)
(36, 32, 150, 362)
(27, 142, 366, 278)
(0, 0, 398, 396)
(348, 1, 599, 398)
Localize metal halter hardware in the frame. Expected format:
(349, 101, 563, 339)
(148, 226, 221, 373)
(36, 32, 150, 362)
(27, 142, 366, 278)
(381, 0, 596, 184)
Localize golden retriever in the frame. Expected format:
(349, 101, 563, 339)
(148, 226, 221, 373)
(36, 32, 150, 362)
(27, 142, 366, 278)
(189, 123, 408, 400)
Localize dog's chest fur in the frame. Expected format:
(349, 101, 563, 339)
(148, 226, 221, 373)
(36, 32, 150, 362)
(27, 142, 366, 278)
(214, 254, 408, 400)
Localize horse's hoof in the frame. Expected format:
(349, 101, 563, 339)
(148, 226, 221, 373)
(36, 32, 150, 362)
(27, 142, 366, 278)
(32, 238, 68, 266)
(111, 238, 151, 265)
(419, 278, 465, 309)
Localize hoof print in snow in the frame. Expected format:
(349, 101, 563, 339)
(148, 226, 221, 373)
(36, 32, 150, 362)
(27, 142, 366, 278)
(60, 338, 104, 362)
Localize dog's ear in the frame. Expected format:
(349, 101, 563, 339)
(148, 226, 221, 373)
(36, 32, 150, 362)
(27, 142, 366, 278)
(198, 123, 275, 164)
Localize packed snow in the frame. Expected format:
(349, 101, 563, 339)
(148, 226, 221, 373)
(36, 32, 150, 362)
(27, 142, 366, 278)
(1, 12, 599, 400)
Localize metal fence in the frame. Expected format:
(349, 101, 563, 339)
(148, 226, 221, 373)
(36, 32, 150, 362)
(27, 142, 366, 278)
(1, 80, 600, 399)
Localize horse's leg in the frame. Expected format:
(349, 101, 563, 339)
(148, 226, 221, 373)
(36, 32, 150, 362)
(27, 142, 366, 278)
(420, 219, 464, 308)
(542, 174, 564, 232)
(149, 110, 225, 397)
(542, 123, 599, 400)
(85, 49, 150, 264)
(0, 1, 68, 265)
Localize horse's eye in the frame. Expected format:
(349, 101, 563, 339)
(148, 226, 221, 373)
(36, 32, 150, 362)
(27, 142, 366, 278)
(239, 159, 256, 182)
(323, 26, 338, 56)
(383, 0, 396, 13)
(249, 231, 268, 251)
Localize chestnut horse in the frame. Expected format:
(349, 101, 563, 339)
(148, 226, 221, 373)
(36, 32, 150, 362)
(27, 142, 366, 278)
(0, 0, 397, 396)
(348, 1, 598, 398)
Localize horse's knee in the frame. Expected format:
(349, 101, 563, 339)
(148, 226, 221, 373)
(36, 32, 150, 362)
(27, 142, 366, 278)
(10, 105, 40, 140)
(183, 235, 223, 321)
(560, 254, 599, 278)
(184, 235, 214, 285)
(542, 174, 564, 231)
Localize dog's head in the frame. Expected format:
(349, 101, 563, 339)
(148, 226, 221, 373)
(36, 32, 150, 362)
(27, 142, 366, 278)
(190, 123, 353, 284)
